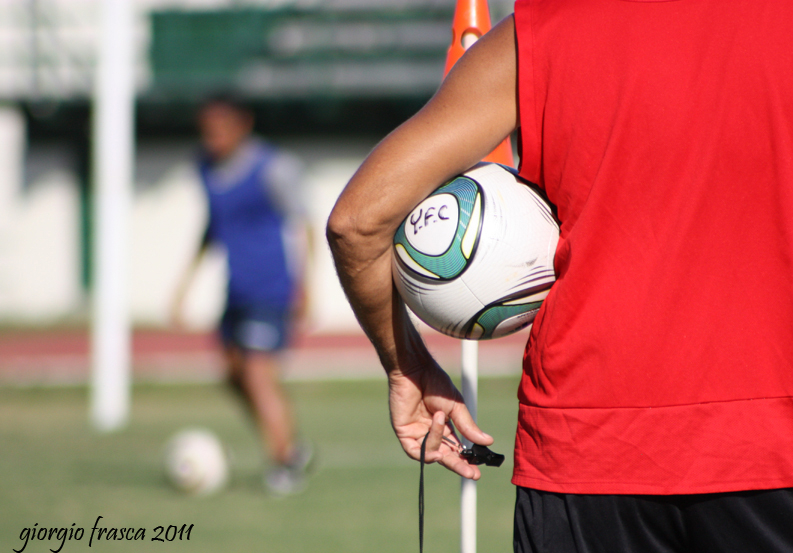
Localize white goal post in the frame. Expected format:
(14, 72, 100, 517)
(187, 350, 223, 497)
(90, 0, 135, 432)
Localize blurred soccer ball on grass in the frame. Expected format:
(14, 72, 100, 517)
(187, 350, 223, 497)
(164, 428, 229, 495)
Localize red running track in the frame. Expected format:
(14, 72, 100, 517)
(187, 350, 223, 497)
(0, 329, 528, 385)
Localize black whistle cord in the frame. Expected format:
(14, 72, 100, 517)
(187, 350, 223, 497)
(419, 431, 430, 553)
(418, 432, 504, 552)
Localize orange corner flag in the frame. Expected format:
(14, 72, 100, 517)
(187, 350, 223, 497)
(443, 0, 514, 167)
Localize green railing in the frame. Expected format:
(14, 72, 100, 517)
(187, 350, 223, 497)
(149, 7, 456, 100)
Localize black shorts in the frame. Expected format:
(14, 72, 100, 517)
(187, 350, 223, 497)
(514, 486, 793, 553)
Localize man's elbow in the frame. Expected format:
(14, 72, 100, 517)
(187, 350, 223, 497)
(326, 202, 369, 257)
(326, 203, 353, 255)
(326, 199, 391, 263)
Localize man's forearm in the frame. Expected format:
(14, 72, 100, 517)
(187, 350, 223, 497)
(326, 214, 428, 375)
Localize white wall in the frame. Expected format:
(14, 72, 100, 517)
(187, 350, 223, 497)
(0, 106, 83, 323)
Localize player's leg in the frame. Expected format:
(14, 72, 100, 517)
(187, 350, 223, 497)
(222, 342, 290, 458)
(513, 487, 687, 553)
(224, 305, 312, 495)
(241, 350, 313, 496)
(220, 306, 247, 398)
(240, 350, 296, 465)
(223, 341, 297, 465)
(684, 488, 793, 552)
(224, 344, 247, 400)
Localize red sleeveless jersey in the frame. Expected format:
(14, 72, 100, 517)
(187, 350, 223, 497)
(514, 0, 793, 494)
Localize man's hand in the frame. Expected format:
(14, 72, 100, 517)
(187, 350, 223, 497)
(388, 362, 494, 480)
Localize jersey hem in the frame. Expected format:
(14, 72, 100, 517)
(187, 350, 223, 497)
(510, 475, 793, 496)
(513, 396, 793, 495)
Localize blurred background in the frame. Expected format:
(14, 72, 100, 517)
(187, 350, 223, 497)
(0, 0, 517, 383)
(0, 1, 526, 552)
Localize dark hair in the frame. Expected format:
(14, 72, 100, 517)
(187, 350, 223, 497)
(199, 91, 252, 115)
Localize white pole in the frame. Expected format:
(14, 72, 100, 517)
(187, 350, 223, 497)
(90, 0, 135, 432)
(460, 29, 481, 553)
(460, 339, 479, 553)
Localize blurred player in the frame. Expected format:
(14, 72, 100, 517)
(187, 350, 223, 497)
(172, 95, 312, 496)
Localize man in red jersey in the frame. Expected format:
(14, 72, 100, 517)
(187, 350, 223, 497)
(328, 2, 793, 551)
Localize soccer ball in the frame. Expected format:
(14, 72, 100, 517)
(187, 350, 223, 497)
(164, 429, 229, 495)
(392, 163, 559, 340)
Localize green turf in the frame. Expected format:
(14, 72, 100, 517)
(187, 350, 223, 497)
(0, 377, 520, 553)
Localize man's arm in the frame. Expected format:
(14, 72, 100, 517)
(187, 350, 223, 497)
(263, 151, 314, 326)
(170, 225, 212, 329)
(326, 16, 519, 479)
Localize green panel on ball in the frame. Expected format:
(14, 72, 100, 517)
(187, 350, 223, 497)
(393, 177, 482, 280)
(469, 301, 544, 340)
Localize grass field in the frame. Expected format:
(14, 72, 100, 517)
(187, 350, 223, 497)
(0, 376, 521, 553)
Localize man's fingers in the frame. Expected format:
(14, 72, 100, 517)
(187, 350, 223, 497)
(396, 412, 448, 463)
(450, 401, 494, 446)
(439, 450, 481, 480)
(421, 411, 447, 462)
